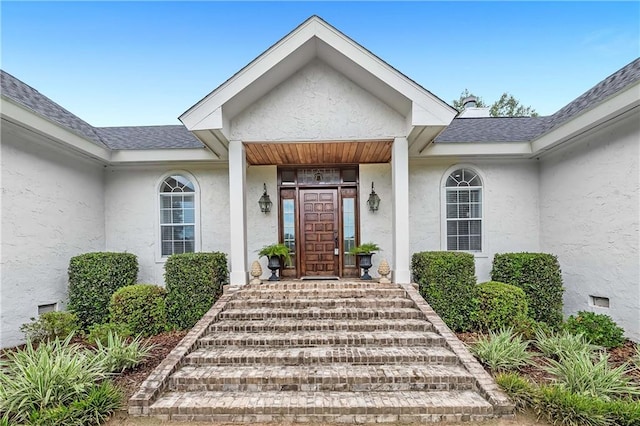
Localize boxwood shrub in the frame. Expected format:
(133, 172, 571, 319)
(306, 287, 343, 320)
(491, 252, 564, 327)
(474, 281, 530, 331)
(411, 251, 477, 332)
(109, 284, 167, 337)
(564, 311, 625, 349)
(165, 252, 228, 330)
(68, 252, 138, 329)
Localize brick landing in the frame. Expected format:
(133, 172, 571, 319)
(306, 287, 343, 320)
(129, 281, 513, 423)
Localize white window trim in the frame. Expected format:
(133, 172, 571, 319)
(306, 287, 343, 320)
(440, 164, 487, 257)
(155, 170, 202, 263)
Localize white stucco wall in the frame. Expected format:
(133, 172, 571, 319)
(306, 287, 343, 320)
(409, 159, 541, 282)
(540, 113, 640, 341)
(230, 59, 406, 141)
(246, 165, 279, 279)
(104, 164, 230, 286)
(1, 126, 105, 348)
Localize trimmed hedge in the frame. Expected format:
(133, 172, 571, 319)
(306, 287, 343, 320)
(411, 251, 477, 332)
(165, 252, 228, 330)
(491, 252, 564, 327)
(109, 284, 167, 337)
(68, 252, 138, 329)
(475, 281, 530, 331)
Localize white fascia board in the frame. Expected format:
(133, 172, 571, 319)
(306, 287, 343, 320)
(312, 23, 456, 126)
(109, 148, 221, 164)
(180, 23, 317, 130)
(1, 97, 111, 162)
(418, 142, 532, 158)
(531, 82, 640, 155)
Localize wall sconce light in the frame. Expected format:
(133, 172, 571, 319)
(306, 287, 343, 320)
(258, 183, 272, 213)
(367, 182, 381, 212)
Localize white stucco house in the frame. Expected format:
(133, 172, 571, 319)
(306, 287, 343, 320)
(1, 16, 638, 348)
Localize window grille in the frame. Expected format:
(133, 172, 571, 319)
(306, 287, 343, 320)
(445, 168, 482, 252)
(160, 175, 196, 256)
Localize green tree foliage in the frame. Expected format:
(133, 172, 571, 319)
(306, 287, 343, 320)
(452, 90, 539, 117)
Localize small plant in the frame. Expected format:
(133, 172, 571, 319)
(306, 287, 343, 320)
(0, 335, 108, 424)
(347, 242, 380, 255)
(20, 311, 80, 343)
(470, 327, 532, 372)
(86, 322, 132, 345)
(535, 385, 613, 426)
(535, 328, 601, 358)
(541, 351, 640, 400)
(632, 345, 640, 371)
(474, 281, 530, 331)
(257, 243, 292, 265)
(92, 331, 153, 373)
(109, 284, 167, 337)
(495, 372, 536, 412)
(564, 311, 625, 349)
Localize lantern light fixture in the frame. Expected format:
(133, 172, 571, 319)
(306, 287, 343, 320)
(367, 182, 381, 212)
(258, 183, 272, 213)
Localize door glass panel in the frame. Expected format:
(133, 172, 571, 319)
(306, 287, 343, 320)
(282, 199, 296, 268)
(343, 198, 356, 267)
(299, 168, 340, 185)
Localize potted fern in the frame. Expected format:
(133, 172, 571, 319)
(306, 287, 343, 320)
(348, 242, 380, 280)
(258, 243, 292, 281)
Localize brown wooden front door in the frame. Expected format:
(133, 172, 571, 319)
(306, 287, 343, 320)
(300, 189, 338, 276)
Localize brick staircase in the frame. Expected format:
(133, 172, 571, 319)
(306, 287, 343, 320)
(129, 281, 513, 423)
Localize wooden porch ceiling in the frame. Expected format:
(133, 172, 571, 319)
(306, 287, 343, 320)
(244, 140, 393, 165)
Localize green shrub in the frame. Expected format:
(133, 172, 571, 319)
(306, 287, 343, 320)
(535, 329, 601, 358)
(86, 323, 132, 345)
(165, 252, 228, 330)
(411, 251, 477, 332)
(474, 281, 529, 331)
(535, 385, 613, 426)
(491, 252, 564, 327)
(495, 372, 536, 412)
(470, 327, 533, 372)
(68, 252, 138, 329)
(0, 336, 108, 424)
(512, 316, 552, 341)
(20, 311, 79, 343)
(109, 284, 167, 337)
(92, 332, 152, 374)
(27, 381, 122, 426)
(564, 311, 625, 349)
(541, 351, 640, 400)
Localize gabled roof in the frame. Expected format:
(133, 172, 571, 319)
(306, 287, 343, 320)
(179, 15, 457, 151)
(1, 69, 108, 148)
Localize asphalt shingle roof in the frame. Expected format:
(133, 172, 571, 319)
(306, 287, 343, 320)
(95, 126, 203, 150)
(2, 57, 638, 149)
(1, 70, 107, 148)
(436, 58, 640, 144)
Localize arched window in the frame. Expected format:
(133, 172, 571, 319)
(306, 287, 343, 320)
(159, 174, 197, 257)
(445, 168, 482, 252)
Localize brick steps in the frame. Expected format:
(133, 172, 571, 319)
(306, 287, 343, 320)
(235, 288, 408, 299)
(169, 364, 475, 392)
(184, 346, 459, 366)
(226, 297, 416, 310)
(219, 307, 424, 321)
(208, 318, 434, 333)
(131, 281, 514, 422)
(197, 330, 444, 347)
(148, 390, 493, 423)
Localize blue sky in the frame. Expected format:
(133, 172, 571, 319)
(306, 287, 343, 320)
(2, 1, 639, 126)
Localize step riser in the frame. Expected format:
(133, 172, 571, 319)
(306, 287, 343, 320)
(235, 289, 408, 299)
(170, 382, 474, 392)
(149, 413, 494, 423)
(184, 353, 459, 366)
(208, 322, 434, 333)
(219, 310, 424, 321)
(226, 299, 415, 309)
(197, 336, 444, 348)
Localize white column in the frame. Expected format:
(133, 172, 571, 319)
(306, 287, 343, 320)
(392, 137, 411, 283)
(228, 140, 248, 286)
